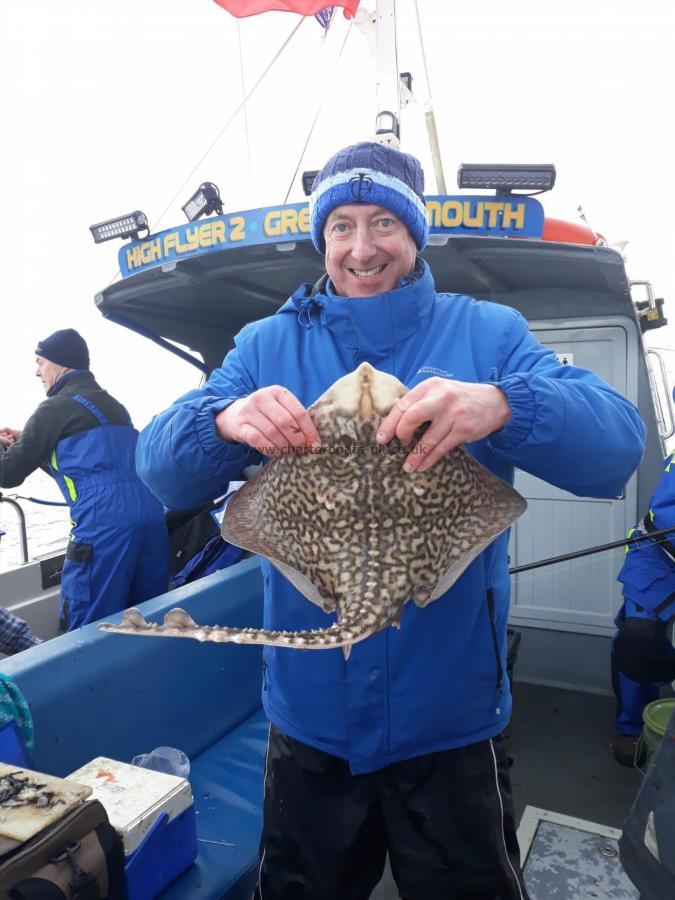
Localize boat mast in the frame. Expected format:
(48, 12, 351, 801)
(374, 0, 400, 148)
(373, 0, 447, 191)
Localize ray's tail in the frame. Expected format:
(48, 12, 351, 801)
(98, 605, 394, 656)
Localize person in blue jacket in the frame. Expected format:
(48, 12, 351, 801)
(612, 440, 675, 767)
(137, 143, 646, 900)
(0, 329, 170, 631)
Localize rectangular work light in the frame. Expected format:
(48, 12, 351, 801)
(182, 182, 223, 222)
(89, 211, 149, 244)
(457, 164, 556, 194)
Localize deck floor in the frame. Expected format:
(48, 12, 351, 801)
(507, 682, 642, 830)
(371, 681, 645, 899)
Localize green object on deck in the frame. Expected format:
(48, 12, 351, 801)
(642, 698, 675, 762)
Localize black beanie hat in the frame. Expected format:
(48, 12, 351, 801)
(35, 329, 89, 370)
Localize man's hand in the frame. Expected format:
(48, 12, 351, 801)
(0, 427, 21, 445)
(376, 379, 511, 473)
(214, 387, 321, 456)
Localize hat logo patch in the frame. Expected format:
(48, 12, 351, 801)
(349, 174, 374, 202)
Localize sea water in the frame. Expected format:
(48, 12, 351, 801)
(0, 470, 71, 571)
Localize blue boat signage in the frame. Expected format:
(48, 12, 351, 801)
(426, 195, 543, 236)
(119, 196, 544, 277)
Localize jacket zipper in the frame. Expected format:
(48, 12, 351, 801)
(486, 588, 504, 714)
(262, 661, 268, 692)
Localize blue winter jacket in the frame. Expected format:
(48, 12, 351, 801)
(137, 262, 645, 774)
(618, 453, 675, 621)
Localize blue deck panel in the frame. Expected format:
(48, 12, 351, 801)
(164, 710, 268, 900)
(2, 558, 264, 775)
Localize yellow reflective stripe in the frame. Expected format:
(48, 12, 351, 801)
(625, 527, 636, 554)
(50, 448, 76, 500)
(666, 454, 674, 473)
(63, 476, 77, 501)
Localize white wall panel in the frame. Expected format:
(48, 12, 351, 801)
(509, 320, 639, 635)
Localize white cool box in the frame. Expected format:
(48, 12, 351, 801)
(68, 757, 197, 899)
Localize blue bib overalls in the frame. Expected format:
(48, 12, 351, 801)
(614, 453, 675, 734)
(50, 394, 170, 630)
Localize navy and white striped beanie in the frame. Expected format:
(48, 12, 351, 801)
(309, 141, 429, 253)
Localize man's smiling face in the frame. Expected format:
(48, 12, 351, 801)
(323, 204, 417, 298)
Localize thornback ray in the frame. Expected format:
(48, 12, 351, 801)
(99, 363, 527, 656)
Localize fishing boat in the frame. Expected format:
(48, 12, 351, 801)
(1, 1, 673, 897)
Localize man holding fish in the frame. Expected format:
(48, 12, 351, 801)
(137, 142, 645, 899)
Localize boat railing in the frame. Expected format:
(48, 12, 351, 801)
(0, 494, 29, 564)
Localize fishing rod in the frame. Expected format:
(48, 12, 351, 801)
(509, 525, 675, 576)
(4, 493, 675, 578)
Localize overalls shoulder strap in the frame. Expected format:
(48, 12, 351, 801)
(71, 394, 132, 427)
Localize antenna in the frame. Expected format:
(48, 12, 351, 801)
(414, 0, 447, 193)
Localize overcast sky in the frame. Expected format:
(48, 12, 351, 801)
(1, 0, 674, 434)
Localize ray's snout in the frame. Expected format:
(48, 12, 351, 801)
(330, 362, 407, 421)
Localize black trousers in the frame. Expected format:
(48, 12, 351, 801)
(252, 725, 529, 900)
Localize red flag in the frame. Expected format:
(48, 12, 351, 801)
(213, 1, 359, 19)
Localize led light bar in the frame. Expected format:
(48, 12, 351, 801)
(181, 182, 223, 223)
(457, 164, 556, 194)
(89, 211, 149, 244)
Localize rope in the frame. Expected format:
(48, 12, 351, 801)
(283, 18, 353, 204)
(151, 17, 305, 235)
(107, 15, 306, 287)
(413, 0, 433, 103)
(6, 494, 68, 508)
(237, 19, 253, 186)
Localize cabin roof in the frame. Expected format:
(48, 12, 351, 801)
(95, 237, 635, 373)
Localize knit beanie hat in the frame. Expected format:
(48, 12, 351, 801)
(309, 141, 429, 253)
(35, 329, 90, 370)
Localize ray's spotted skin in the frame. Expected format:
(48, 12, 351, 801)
(100, 364, 526, 657)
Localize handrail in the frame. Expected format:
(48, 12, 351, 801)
(10, 494, 68, 507)
(630, 279, 657, 314)
(646, 348, 675, 441)
(0, 494, 29, 564)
